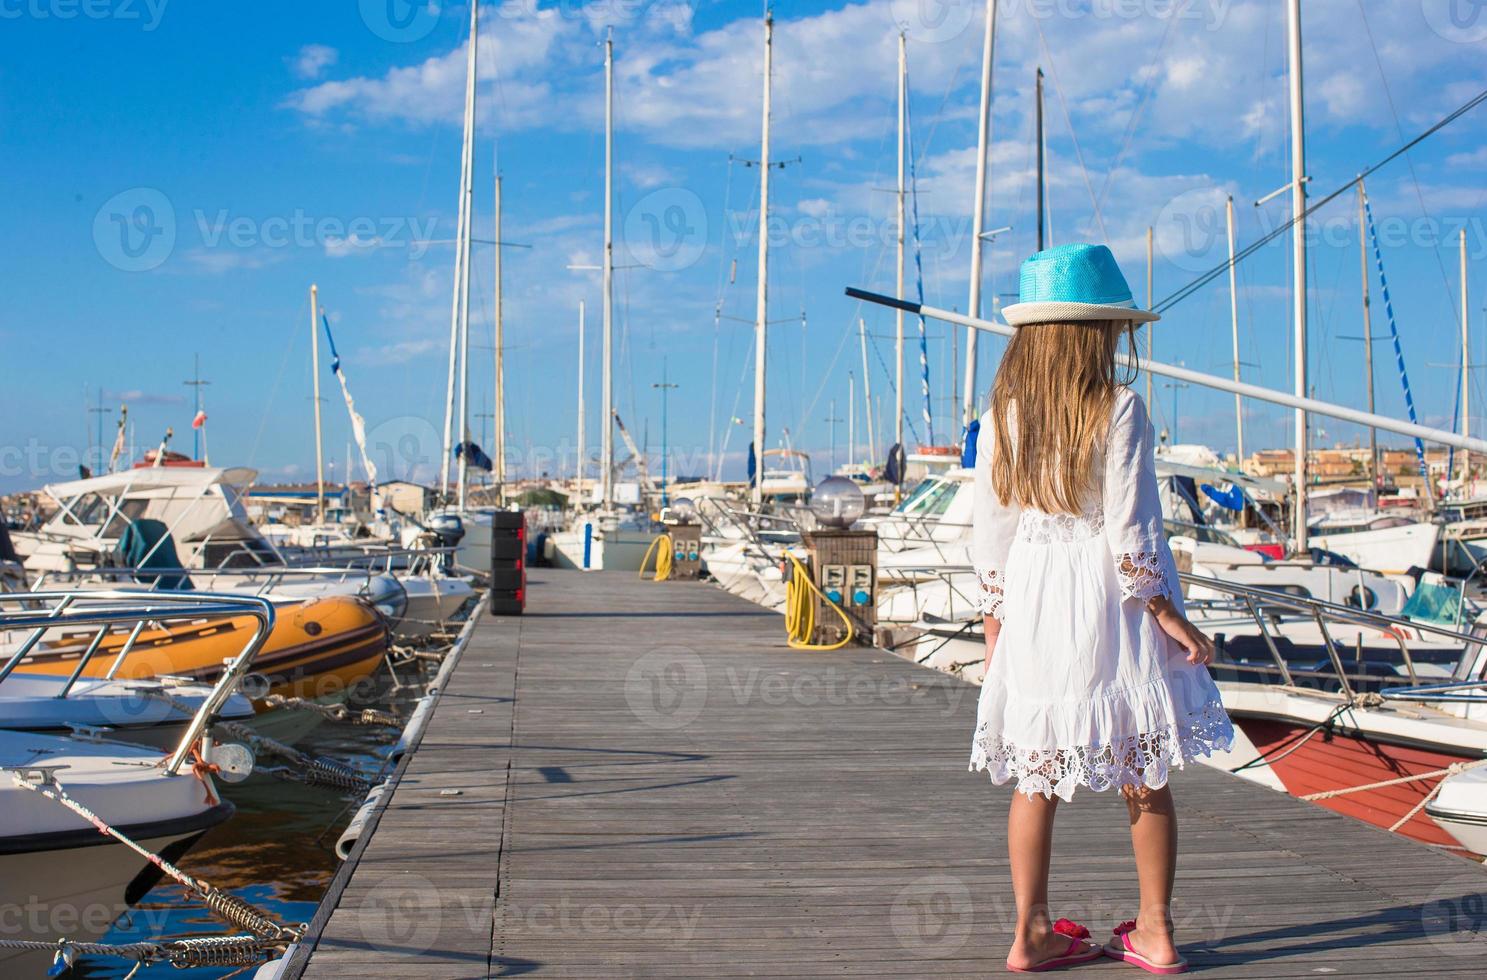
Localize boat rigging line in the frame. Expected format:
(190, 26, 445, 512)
(843, 285, 1487, 457)
(1153, 84, 1487, 315)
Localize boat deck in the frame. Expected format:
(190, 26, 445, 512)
(284, 568, 1487, 978)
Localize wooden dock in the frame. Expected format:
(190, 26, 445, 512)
(284, 568, 1487, 978)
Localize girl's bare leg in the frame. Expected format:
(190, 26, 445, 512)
(1121, 784, 1181, 964)
(1006, 791, 1075, 968)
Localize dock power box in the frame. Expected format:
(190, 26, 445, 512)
(800, 528, 877, 646)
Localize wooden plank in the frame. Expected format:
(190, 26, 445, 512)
(291, 568, 1487, 978)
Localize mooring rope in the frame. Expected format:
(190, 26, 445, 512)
(261, 694, 401, 727)
(8, 773, 302, 943)
(1299, 756, 1487, 835)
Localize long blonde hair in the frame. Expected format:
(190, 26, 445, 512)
(989, 320, 1139, 514)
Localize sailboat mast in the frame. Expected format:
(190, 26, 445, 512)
(1035, 67, 1045, 251)
(859, 317, 877, 466)
(1357, 182, 1378, 493)
(577, 300, 586, 493)
(310, 283, 325, 524)
(961, 0, 996, 429)
(750, 14, 772, 509)
(1226, 197, 1243, 468)
(441, 0, 479, 501)
(1462, 228, 1471, 489)
(894, 30, 906, 464)
(1286, 0, 1309, 550)
(455, 20, 477, 512)
(601, 30, 615, 510)
(494, 172, 506, 501)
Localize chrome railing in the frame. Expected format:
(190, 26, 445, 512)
(0, 590, 275, 774)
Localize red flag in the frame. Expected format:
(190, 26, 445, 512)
(191, 410, 207, 429)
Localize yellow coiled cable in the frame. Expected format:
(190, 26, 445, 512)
(638, 533, 673, 581)
(783, 552, 855, 650)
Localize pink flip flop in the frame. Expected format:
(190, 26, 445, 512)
(1006, 919, 1105, 973)
(1103, 920, 1189, 975)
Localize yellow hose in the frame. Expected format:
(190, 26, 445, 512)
(638, 533, 673, 581)
(783, 552, 855, 650)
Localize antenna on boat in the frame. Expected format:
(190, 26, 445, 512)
(1035, 66, 1045, 251)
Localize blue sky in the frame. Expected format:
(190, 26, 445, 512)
(2, 0, 1484, 493)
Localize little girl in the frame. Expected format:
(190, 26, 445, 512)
(969, 244, 1233, 974)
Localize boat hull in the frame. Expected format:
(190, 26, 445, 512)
(0, 815, 227, 973)
(15, 596, 388, 703)
(1232, 716, 1478, 851)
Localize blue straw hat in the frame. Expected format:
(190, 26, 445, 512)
(1001, 243, 1160, 327)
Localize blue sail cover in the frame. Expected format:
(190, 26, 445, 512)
(1201, 482, 1246, 512)
(961, 419, 980, 469)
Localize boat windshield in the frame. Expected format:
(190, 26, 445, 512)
(895, 477, 947, 515)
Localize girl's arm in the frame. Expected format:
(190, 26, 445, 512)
(972, 412, 1019, 666)
(1103, 392, 1213, 665)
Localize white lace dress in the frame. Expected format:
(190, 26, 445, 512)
(968, 388, 1233, 800)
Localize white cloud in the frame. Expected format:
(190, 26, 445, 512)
(291, 44, 338, 81)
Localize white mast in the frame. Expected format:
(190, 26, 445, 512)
(601, 29, 616, 510)
(1357, 182, 1378, 493)
(1462, 227, 1471, 488)
(750, 13, 773, 509)
(859, 317, 877, 466)
(894, 30, 906, 465)
(577, 299, 586, 495)
(310, 283, 325, 524)
(440, 0, 479, 501)
(961, 0, 996, 428)
(494, 171, 506, 500)
(1226, 196, 1243, 467)
(1286, 0, 1309, 550)
(1145, 226, 1154, 407)
(848, 372, 856, 466)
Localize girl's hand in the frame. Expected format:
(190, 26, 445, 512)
(1147, 596, 1214, 665)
